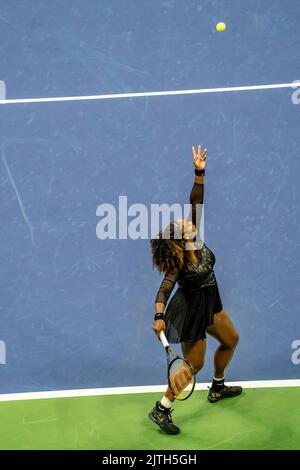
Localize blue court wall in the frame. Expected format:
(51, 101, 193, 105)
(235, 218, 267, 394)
(0, 0, 299, 393)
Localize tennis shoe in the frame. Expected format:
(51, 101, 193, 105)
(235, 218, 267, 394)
(208, 385, 243, 403)
(148, 401, 180, 435)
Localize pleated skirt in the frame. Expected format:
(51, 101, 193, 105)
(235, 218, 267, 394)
(164, 283, 223, 344)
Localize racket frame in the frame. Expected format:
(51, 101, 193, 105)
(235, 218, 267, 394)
(160, 331, 196, 401)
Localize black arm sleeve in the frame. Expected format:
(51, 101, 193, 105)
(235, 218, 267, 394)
(189, 175, 204, 230)
(154, 171, 204, 312)
(155, 271, 178, 310)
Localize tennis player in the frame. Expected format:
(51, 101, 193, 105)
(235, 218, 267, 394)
(148, 146, 242, 434)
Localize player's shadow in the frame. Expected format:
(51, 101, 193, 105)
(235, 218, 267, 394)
(177, 390, 245, 425)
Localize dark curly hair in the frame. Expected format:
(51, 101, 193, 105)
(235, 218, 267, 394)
(150, 222, 198, 274)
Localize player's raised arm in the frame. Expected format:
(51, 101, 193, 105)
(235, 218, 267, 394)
(189, 145, 206, 229)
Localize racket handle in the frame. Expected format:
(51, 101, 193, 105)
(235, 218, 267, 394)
(159, 331, 169, 348)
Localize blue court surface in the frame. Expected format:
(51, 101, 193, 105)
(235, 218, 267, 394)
(0, 0, 299, 451)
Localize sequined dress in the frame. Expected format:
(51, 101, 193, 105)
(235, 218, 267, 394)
(155, 175, 223, 343)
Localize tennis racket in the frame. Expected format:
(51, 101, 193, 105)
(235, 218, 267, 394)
(159, 331, 196, 401)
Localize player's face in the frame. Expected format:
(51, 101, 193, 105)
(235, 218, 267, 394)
(176, 219, 197, 240)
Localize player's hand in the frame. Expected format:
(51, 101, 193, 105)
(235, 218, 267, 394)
(152, 319, 166, 339)
(192, 145, 207, 170)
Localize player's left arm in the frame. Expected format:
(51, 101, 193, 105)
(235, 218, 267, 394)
(189, 145, 207, 229)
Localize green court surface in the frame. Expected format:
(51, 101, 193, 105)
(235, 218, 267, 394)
(0, 387, 299, 450)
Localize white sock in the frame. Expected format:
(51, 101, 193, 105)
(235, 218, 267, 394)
(160, 396, 172, 409)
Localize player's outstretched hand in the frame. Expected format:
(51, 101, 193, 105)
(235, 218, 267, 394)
(192, 145, 207, 170)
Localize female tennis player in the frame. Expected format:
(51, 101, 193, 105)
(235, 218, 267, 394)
(148, 145, 242, 435)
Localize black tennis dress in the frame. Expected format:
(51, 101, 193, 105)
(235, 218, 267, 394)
(155, 173, 223, 343)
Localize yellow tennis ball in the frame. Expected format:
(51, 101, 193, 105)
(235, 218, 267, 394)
(216, 22, 227, 32)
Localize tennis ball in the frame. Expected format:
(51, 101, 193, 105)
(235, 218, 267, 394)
(216, 22, 227, 32)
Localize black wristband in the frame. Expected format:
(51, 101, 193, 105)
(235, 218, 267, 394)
(154, 313, 164, 321)
(195, 168, 205, 176)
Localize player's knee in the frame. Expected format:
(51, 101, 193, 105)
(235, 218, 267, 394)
(222, 332, 239, 350)
(191, 359, 205, 374)
(231, 332, 239, 349)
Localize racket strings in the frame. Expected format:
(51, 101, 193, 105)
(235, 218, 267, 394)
(169, 359, 194, 397)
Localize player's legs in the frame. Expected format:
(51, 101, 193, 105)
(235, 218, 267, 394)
(148, 339, 206, 434)
(181, 338, 207, 375)
(206, 309, 239, 377)
(205, 309, 242, 402)
(163, 338, 207, 402)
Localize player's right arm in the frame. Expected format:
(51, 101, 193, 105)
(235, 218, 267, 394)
(152, 271, 178, 338)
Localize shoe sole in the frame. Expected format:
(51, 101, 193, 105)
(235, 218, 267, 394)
(148, 412, 180, 435)
(207, 391, 243, 403)
(207, 395, 223, 403)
